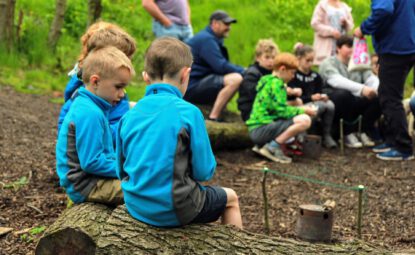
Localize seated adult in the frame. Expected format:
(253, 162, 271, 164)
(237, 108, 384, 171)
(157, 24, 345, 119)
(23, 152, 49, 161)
(319, 35, 381, 148)
(185, 10, 244, 121)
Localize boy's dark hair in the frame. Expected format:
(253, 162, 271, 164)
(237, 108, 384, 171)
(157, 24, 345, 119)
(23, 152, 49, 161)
(293, 43, 314, 57)
(144, 37, 193, 81)
(336, 35, 353, 49)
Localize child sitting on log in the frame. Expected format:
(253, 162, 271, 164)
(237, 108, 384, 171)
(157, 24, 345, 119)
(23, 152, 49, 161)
(116, 37, 243, 229)
(246, 53, 317, 163)
(56, 46, 135, 206)
(57, 21, 136, 140)
(288, 44, 337, 148)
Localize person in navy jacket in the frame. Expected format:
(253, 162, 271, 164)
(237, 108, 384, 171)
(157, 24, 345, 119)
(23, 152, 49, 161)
(116, 37, 242, 228)
(56, 46, 135, 205)
(185, 10, 244, 121)
(355, 0, 415, 161)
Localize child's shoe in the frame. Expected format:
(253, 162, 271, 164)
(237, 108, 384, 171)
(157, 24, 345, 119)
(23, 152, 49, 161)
(359, 132, 375, 147)
(323, 134, 337, 149)
(258, 143, 292, 164)
(252, 145, 260, 154)
(372, 143, 391, 153)
(376, 149, 414, 161)
(344, 133, 363, 148)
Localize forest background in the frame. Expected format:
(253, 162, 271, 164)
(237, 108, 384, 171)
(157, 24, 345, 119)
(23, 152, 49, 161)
(0, 0, 413, 111)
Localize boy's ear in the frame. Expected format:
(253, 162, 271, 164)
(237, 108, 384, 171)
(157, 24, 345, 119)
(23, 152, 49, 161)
(142, 71, 151, 85)
(89, 74, 100, 88)
(180, 67, 191, 85)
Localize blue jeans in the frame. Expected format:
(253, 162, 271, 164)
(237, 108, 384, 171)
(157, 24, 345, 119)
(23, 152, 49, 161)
(152, 21, 193, 41)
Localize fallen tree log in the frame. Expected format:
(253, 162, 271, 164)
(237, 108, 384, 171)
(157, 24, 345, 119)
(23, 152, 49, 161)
(36, 203, 392, 255)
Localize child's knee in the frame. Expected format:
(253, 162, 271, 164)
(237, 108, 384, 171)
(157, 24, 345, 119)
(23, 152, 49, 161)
(223, 187, 239, 207)
(296, 114, 312, 128)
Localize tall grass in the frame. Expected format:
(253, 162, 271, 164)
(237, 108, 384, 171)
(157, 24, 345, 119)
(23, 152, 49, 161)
(0, 0, 413, 103)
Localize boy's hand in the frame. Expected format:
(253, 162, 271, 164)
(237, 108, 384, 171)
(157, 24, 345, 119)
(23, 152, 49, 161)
(361, 86, 377, 99)
(332, 30, 341, 39)
(292, 88, 302, 97)
(303, 106, 317, 117)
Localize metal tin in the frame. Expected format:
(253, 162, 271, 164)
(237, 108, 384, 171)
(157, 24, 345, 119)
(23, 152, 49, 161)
(302, 135, 322, 159)
(295, 204, 334, 242)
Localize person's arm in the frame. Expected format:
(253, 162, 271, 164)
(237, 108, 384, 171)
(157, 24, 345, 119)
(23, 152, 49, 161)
(360, 0, 394, 35)
(199, 39, 244, 74)
(188, 109, 216, 182)
(115, 119, 127, 180)
(320, 62, 364, 97)
(342, 4, 354, 32)
(76, 114, 117, 178)
(271, 80, 305, 119)
(142, 0, 172, 27)
(186, 0, 191, 24)
(311, 3, 338, 38)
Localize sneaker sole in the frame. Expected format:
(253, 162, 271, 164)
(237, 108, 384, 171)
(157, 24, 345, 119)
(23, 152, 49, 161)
(258, 148, 292, 164)
(376, 154, 415, 161)
(345, 144, 363, 149)
(373, 148, 391, 153)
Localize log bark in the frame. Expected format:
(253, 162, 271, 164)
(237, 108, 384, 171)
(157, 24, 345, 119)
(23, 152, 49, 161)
(48, 0, 67, 51)
(0, 0, 16, 49)
(36, 203, 392, 255)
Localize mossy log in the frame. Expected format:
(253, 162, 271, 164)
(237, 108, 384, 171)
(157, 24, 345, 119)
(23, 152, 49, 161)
(36, 203, 392, 255)
(197, 104, 252, 150)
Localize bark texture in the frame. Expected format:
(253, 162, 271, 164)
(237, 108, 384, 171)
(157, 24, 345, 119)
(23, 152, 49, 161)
(0, 0, 16, 49)
(87, 0, 102, 27)
(48, 0, 67, 50)
(36, 203, 391, 255)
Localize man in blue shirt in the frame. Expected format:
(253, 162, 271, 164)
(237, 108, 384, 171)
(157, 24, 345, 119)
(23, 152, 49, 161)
(355, 0, 415, 161)
(185, 10, 244, 121)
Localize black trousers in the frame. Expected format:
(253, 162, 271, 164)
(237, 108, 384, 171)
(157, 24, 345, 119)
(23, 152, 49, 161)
(328, 89, 381, 139)
(378, 54, 415, 154)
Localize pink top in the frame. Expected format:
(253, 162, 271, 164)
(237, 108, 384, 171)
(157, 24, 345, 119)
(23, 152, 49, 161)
(311, 0, 354, 65)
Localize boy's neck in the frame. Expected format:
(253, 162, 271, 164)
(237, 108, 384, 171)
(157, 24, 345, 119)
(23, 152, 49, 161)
(272, 70, 287, 83)
(298, 66, 310, 74)
(150, 79, 186, 94)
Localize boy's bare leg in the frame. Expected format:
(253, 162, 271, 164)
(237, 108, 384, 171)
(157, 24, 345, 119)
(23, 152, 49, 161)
(275, 114, 311, 144)
(221, 187, 243, 229)
(209, 73, 243, 119)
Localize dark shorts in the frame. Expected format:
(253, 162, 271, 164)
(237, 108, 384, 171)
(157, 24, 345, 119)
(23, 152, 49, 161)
(184, 74, 224, 104)
(190, 186, 227, 224)
(249, 119, 294, 146)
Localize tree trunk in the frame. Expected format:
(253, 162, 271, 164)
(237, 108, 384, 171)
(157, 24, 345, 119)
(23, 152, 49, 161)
(48, 0, 67, 51)
(0, 0, 16, 49)
(36, 203, 391, 255)
(206, 120, 252, 150)
(87, 0, 102, 27)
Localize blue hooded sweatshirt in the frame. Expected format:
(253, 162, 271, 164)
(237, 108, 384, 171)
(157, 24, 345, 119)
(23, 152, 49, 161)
(361, 0, 415, 55)
(58, 74, 130, 140)
(56, 87, 117, 203)
(116, 84, 216, 227)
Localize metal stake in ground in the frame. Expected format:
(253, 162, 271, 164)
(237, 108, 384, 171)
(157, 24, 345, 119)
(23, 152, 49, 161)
(262, 168, 270, 235)
(357, 185, 365, 239)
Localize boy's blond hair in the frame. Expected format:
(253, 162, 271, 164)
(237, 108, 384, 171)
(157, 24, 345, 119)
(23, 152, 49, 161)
(273, 52, 299, 70)
(255, 39, 279, 57)
(78, 21, 136, 65)
(144, 37, 193, 81)
(82, 46, 135, 83)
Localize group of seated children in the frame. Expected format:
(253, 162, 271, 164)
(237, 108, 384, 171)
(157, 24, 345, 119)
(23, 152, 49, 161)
(238, 35, 383, 163)
(56, 22, 242, 229)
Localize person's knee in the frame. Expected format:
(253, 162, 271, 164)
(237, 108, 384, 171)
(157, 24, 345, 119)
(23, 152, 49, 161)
(223, 187, 239, 207)
(296, 114, 312, 128)
(224, 73, 243, 89)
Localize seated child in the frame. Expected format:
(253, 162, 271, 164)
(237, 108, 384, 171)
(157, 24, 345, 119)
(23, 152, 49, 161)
(238, 39, 279, 121)
(58, 21, 136, 139)
(246, 53, 317, 164)
(288, 44, 337, 148)
(56, 46, 135, 205)
(116, 37, 242, 229)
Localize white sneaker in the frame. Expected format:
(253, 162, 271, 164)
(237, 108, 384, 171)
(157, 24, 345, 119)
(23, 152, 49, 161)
(345, 133, 363, 148)
(359, 133, 375, 147)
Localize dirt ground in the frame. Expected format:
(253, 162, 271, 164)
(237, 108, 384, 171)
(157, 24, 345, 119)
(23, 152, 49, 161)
(0, 85, 414, 254)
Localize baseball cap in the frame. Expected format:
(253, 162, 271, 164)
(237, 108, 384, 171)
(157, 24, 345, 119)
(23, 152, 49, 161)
(209, 10, 237, 24)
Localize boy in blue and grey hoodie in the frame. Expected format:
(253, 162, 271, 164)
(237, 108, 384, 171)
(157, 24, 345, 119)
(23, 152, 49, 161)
(56, 46, 135, 205)
(116, 37, 242, 228)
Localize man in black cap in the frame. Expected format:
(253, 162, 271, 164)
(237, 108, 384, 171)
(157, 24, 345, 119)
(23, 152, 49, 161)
(185, 10, 244, 121)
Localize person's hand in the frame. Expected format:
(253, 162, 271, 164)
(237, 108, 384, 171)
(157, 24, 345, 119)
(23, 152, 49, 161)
(311, 93, 321, 101)
(163, 19, 173, 28)
(292, 88, 302, 97)
(303, 106, 317, 117)
(332, 30, 341, 39)
(354, 27, 363, 38)
(361, 86, 377, 99)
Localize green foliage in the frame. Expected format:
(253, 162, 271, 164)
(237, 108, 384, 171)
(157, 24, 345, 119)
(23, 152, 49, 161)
(0, 176, 29, 191)
(0, 0, 413, 102)
(19, 226, 46, 243)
